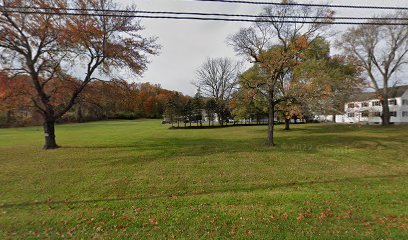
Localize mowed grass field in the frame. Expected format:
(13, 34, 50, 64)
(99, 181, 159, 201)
(0, 120, 407, 239)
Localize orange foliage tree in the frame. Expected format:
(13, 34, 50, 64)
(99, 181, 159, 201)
(0, 0, 159, 149)
(229, 0, 333, 146)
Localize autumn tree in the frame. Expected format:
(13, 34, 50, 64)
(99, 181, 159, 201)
(0, 0, 159, 149)
(294, 57, 363, 122)
(229, 0, 333, 146)
(338, 12, 408, 125)
(293, 37, 363, 123)
(234, 64, 269, 124)
(0, 72, 34, 125)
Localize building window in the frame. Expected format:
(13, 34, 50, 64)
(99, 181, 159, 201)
(373, 112, 381, 117)
(403, 111, 408, 117)
(362, 102, 369, 107)
(372, 101, 381, 106)
(389, 99, 397, 105)
(361, 112, 369, 117)
(403, 99, 408, 105)
(348, 103, 355, 108)
(390, 111, 397, 117)
(348, 113, 355, 118)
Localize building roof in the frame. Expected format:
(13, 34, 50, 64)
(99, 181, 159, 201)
(351, 85, 408, 102)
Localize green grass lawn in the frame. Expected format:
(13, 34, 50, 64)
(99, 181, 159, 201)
(0, 120, 407, 239)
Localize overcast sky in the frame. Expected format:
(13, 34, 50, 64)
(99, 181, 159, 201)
(114, 0, 408, 95)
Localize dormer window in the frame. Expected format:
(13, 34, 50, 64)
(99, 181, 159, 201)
(348, 103, 355, 108)
(372, 101, 381, 106)
(362, 102, 369, 107)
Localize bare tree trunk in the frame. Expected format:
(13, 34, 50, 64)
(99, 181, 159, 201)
(267, 91, 275, 147)
(381, 84, 390, 125)
(381, 101, 390, 125)
(332, 113, 336, 123)
(43, 118, 59, 150)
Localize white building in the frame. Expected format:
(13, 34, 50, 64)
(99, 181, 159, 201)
(342, 85, 408, 125)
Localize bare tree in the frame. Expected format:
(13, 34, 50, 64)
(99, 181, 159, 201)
(338, 12, 408, 126)
(0, 0, 159, 149)
(229, 0, 332, 146)
(194, 57, 241, 125)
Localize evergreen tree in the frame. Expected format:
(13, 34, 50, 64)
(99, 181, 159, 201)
(192, 88, 204, 126)
(205, 98, 218, 126)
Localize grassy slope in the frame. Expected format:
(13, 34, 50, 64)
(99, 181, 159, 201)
(0, 120, 407, 239)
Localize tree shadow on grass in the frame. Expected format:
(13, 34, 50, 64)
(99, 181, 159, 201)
(253, 134, 394, 155)
(284, 123, 408, 135)
(58, 131, 400, 166)
(62, 137, 256, 165)
(168, 123, 271, 130)
(252, 124, 364, 136)
(251, 123, 408, 136)
(1, 173, 406, 209)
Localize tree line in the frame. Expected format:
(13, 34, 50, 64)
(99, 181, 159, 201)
(0, 73, 189, 126)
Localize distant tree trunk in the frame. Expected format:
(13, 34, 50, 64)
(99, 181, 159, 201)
(267, 90, 275, 147)
(5, 110, 12, 124)
(76, 104, 84, 123)
(284, 118, 290, 131)
(332, 113, 336, 123)
(43, 117, 59, 150)
(218, 116, 223, 126)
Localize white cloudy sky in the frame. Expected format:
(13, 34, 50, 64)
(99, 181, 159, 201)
(114, 0, 408, 95)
